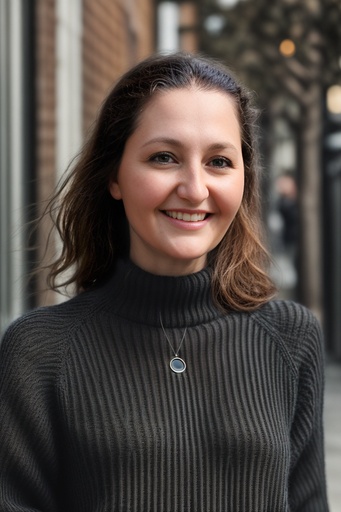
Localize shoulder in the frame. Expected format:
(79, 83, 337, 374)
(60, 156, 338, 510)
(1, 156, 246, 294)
(0, 285, 108, 376)
(248, 300, 324, 376)
(250, 299, 320, 337)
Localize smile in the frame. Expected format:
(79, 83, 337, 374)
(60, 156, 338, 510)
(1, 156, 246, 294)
(164, 211, 208, 222)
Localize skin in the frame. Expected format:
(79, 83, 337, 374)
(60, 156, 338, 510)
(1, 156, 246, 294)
(109, 86, 245, 276)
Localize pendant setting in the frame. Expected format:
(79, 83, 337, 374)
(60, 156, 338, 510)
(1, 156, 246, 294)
(170, 357, 186, 373)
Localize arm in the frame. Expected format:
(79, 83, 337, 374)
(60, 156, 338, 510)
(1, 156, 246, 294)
(288, 312, 329, 512)
(0, 316, 61, 511)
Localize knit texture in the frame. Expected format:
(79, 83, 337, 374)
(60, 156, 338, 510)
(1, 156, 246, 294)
(0, 260, 329, 511)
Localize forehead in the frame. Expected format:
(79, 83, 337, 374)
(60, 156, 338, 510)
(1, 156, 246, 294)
(125, 86, 243, 159)
(136, 86, 241, 130)
(150, 85, 237, 107)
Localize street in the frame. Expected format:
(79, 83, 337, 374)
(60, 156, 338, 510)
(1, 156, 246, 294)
(325, 362, 341, 511)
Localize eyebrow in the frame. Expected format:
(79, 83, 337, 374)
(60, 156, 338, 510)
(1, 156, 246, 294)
(142, 137, 239, 154)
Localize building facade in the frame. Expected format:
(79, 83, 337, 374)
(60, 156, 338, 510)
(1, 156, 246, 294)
(0, 0, 155, 332)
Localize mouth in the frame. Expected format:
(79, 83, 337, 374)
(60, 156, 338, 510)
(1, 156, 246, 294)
(163, 210, 210, 222)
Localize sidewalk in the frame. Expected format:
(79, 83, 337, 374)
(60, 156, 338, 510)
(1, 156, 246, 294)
(324, 362, 341, 512)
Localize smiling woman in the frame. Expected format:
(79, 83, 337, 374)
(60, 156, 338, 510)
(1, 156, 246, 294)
(109, 87, 244, 276)
(0, 53, 330, 511)
(39, 52, 274, 311)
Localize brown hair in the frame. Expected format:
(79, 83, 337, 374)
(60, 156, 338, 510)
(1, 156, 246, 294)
(43, 52, 276, 311)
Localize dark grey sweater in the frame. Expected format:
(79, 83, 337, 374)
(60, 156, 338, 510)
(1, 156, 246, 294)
(0, 260, 329, 511)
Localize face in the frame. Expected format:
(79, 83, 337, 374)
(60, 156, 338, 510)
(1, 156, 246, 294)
(109, 87, 244, 276)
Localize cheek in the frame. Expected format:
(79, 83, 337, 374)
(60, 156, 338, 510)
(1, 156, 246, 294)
(122, 181, 165, 218)
(130, 176, 171, 208)
(220, 176, 245, 215)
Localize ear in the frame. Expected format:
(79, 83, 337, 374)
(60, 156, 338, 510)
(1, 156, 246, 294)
(109, 180, 122, 200)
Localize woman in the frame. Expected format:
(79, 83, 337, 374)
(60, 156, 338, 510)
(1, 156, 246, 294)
(0, 53, 329, 511)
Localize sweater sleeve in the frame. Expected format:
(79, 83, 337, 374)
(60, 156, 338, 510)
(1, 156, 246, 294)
(288, 309, 329, 512)
(0, 315, 62, 511)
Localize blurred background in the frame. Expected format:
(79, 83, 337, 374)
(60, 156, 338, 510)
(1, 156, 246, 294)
(0, 0, 340, 507)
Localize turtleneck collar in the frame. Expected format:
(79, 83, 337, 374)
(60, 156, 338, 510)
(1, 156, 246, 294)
(103, 259, 223, 328)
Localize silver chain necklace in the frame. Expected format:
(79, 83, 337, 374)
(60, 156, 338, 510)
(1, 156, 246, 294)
(160, 314, 188, 373)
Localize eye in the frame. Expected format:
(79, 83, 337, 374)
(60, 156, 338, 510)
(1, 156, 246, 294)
(149, 152, 176, 164)
(209, 156, 233, 168)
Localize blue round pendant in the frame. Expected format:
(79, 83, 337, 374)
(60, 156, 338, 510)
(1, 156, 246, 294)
(170, 357, 186, 373)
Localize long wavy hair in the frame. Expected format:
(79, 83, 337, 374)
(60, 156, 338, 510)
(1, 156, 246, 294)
(43, 52, 276, 311)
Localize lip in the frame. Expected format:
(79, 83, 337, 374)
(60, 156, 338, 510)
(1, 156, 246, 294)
(161, 209, 212, 230)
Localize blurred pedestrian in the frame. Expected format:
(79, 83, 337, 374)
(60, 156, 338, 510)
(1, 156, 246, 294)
(276, 171, 299, 255)
(0, 52, 329, 511)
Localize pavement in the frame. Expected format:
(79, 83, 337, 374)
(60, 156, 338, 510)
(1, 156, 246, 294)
(324, 362, 341, 511)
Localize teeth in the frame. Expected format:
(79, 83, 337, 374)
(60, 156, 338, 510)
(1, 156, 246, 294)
(165, 211, 206, 222)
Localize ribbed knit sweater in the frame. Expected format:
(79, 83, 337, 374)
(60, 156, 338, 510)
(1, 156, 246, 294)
(0, 260, 329, 512)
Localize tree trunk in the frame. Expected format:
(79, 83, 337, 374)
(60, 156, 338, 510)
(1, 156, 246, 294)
(298, 83, 323, 320)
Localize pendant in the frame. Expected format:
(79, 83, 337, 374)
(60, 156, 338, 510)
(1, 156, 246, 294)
(170, 357, 186, 373)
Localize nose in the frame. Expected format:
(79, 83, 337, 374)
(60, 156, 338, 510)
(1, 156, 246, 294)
(177, 166, 209, 204)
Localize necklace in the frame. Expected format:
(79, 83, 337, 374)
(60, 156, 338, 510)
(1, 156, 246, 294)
(160, 315, 188, 373)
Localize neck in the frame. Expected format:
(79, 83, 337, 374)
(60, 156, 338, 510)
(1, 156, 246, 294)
(104, 259, 222, 328)
(129, 252, 208, 277)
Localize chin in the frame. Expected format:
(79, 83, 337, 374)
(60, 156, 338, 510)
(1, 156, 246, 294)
(169, 254, 208, 272)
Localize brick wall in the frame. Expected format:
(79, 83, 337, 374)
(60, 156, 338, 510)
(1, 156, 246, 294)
(83, 0, 155, 134)
(35, 0, 57, 305)
(34, 0, 155, 305)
